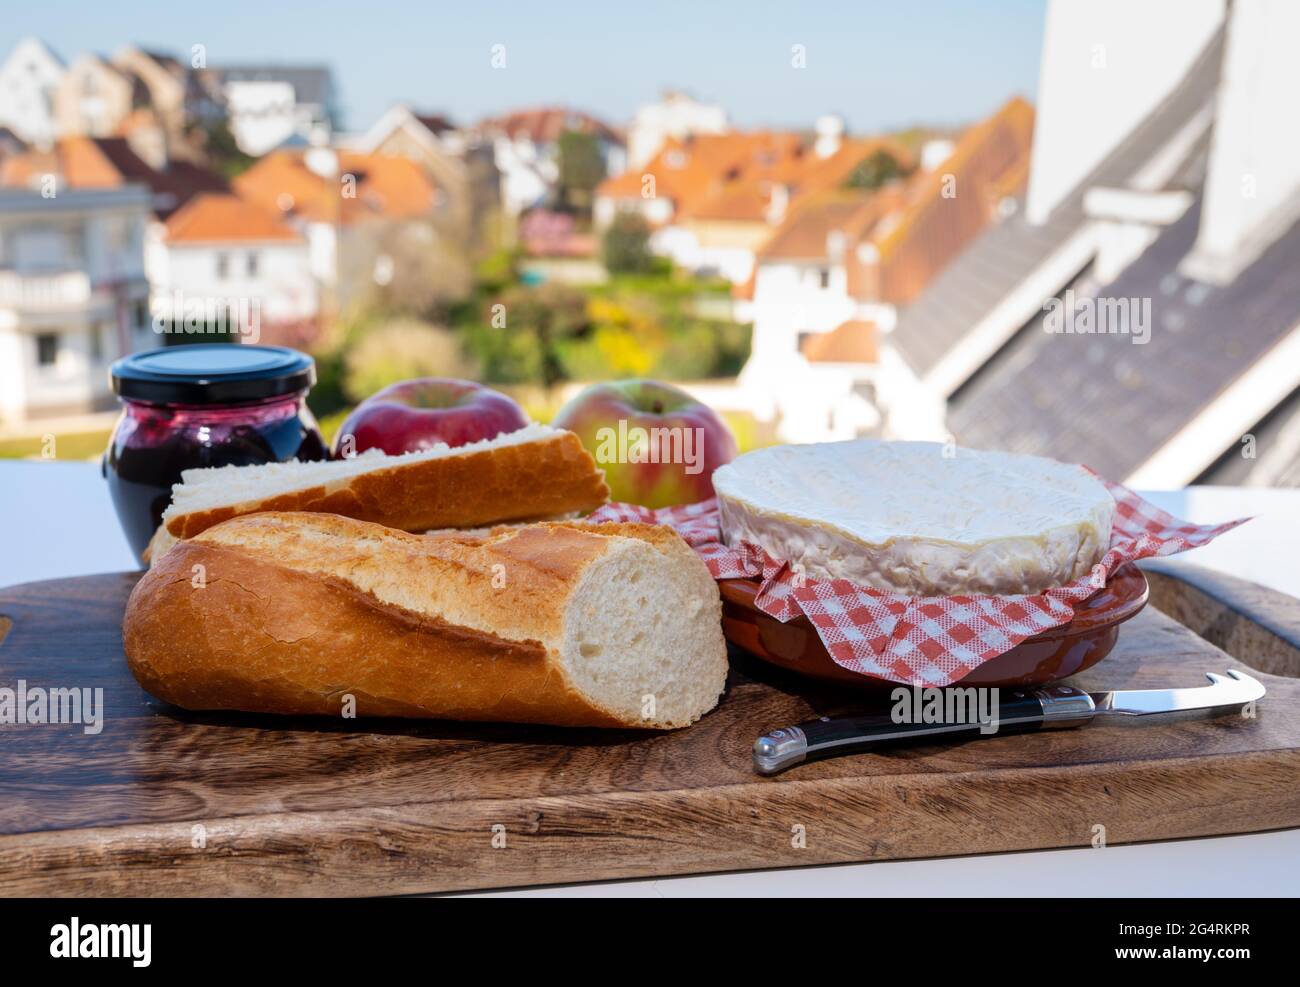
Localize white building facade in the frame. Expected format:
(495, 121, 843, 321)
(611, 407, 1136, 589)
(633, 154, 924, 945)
(740, 248, 891, 442)
(0, 38, 66, 147)
(0, 185, 154, 423)
(217, 67, 337, 156)
(146, 194, 318, 344)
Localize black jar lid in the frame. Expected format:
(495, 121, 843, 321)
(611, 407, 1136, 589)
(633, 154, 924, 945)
(110, 345, 316, 405)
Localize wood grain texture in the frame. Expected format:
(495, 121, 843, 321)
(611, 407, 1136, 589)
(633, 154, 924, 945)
(1, 570, 1299, 897)
(1142, 559, 1300, 678)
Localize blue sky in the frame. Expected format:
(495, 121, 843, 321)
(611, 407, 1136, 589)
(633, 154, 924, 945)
(4, 0, 1046, 133)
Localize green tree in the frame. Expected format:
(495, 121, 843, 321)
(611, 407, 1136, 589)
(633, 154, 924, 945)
(556, 130, 606, 213)
(844, 149, 909, 190)
(602, 212, 654, 274)
(467, 283, 590, 390)
(200, 119, 255, 179)
(342, 320, 474, 401)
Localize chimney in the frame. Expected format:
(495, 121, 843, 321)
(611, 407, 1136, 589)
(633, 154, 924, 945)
(766, 183, 789, 225)
(814, 114, 844, 159)
(920, 138, 955, 172)
(304, 124, 338, 179)
(826, 229, 847, 262)
(1181, 0, 1300, 284)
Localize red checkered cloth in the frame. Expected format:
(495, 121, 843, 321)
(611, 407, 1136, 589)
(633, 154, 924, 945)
(587, 479, 1248, 687)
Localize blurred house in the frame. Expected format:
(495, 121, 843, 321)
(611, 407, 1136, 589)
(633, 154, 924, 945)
(229, 145, 446, 327)
(0, 38, 65, 147)
(352, 104, 501, 251)
(737, 189, 902, 440)
(213, 65, 338, 155)
(356, 105, 460, 159)
(595, 117, 914, 284)
(735, 98, 1034, 442)
(52, 53, 138, 139)
(885, 0, 1300, 487)
(626, 90, 727, 170)
(472, 107, 625, 216)
(150, 193, 317, 347)
(33, 43, 221, 166)
(0, 135, 229, 421)
(109, 48, 197, 164)
(0, 183, 153, 423)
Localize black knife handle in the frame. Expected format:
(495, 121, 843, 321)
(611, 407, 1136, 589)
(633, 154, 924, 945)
(753, 685, 1096, 775)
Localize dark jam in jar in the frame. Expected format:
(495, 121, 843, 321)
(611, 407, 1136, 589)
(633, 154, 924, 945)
(106, 345, 329, 561)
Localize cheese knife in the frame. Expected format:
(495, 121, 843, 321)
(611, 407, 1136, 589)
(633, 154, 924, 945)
(752, 669, 1265, 775)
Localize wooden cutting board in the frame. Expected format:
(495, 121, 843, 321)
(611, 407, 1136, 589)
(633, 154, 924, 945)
(1, 562, 1298, 897)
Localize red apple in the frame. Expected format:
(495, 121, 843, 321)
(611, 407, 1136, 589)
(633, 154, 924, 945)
(334, 378, 529, 456)
(552, 379, 737, 508)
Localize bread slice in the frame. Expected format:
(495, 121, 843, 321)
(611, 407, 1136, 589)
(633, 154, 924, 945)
(123, 512, 728, 729)
(146, 424, 609, 562)
(712, 440, 1114, 596)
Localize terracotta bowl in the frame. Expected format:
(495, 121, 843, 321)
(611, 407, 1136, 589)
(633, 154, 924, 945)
(718, 565, 1149, 688)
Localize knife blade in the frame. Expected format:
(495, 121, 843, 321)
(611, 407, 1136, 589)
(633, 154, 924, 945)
(752, 669, 1265, 775)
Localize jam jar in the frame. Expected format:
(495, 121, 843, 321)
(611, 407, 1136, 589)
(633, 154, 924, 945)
(105, 344, 329, 561)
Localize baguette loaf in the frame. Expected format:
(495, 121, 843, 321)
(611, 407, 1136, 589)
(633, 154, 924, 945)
(123, 512, 728, 729)
(145, 424, 609, 562)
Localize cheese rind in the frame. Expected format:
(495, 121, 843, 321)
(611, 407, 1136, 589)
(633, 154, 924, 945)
(712, 440, 1114, 596)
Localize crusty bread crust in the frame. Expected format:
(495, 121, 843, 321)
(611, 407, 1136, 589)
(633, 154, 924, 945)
(123, 513, 718, 728)
(165, 429, 609, 540)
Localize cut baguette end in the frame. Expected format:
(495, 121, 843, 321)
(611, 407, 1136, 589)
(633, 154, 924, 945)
(560, 525, 728, 729)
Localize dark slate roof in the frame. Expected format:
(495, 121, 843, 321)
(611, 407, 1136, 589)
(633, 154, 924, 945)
(215, 66, 335, 106)
(1197, 384, 1300, 486)
(946, 202, 1300, 480)
(91, 137, 228, 218)
(886, 206, 1079, 375)
(413, 112, 455, 135)
(138, 48, 184, 75)
(890, 26, 1226, 377)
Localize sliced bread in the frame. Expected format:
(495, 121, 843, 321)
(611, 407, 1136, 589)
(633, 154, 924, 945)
(146, 424, 609, 562)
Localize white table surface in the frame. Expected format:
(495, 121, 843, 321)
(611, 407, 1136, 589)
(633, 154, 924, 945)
(2, 460, 1298, 897)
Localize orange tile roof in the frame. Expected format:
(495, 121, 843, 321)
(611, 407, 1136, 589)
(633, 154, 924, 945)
(686, 133, 809, 222)
(597, 131, 801, 223)
(163, 193, 303, 244)
(801, 319, 878, 364)
(232, 151, 326, 215)
(599, 131, 916, 228)
(693, 136, 915, 223)
(758, 188, 892, 261)
(0, 136, 227, 216)
(790, 137, 914, 196)
(1, 136, 124, 189)
(233, 149, 438, 225)
(873, 96, 1034, 304)
(478, 106, 621, 144)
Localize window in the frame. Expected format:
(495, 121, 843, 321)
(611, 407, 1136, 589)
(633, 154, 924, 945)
(89, 325, 103, 362)
(36, 332, 58, 367)
(246, 252, 259, 277)
(215, 252, 230, 279)
(817, 268, 831, 289)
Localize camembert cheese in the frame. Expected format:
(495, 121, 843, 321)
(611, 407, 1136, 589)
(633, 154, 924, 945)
(712, 440, 1114, 596)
